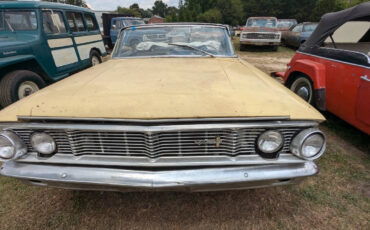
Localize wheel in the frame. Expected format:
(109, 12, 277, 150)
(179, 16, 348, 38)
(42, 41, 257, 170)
(0, 70, 46, 107)
(272, 46, 278, 51)
(240, 44, 246, 51)
(290, 75, 314, 105)
(90, 50, 102, 66)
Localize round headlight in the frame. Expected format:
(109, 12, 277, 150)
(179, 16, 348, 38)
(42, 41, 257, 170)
(0, 131, 27, 160)
(301, 134, 325, 158)
(0, 135, 15, 159)
(291, 128, 326, 160)
(257, 130, 284, 154)
(31, 132, 56, 155)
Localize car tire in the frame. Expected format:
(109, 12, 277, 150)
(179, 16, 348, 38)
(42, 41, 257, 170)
(0, 70, 46, 107)
(272, 46, 278, 51)
(90, 50, 102, 66)
(290, 75, 314, 105)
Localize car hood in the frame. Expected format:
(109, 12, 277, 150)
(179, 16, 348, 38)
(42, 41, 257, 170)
(0, 58, 325, 122)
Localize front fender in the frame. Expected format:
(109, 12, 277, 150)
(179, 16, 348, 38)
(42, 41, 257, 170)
(286, 59, 327, 111)
(0, 54, 36, 69)
(287, 59, 326, 89)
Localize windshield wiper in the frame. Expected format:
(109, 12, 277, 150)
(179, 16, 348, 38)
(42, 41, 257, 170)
(168, 43, 215, 58)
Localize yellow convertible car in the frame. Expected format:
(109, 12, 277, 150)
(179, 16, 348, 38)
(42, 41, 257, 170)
(0, 23, 326, 192)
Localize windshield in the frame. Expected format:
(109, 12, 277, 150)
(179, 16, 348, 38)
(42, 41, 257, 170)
(246, 19, 277, 28)
(303, 24, 318, 32)
(113, 25, 236, 58)
(4, 11, 37, 31)
(278, 20, 297, 28)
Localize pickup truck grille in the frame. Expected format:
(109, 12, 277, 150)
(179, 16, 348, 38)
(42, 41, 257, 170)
(12, 128, 300, 158)
(243, 33, 279, 40)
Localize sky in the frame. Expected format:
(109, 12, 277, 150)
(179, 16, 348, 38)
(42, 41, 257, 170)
(85, 0, 179, 11)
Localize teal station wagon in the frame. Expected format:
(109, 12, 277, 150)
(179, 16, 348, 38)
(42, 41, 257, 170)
(0, 1, 107, 107)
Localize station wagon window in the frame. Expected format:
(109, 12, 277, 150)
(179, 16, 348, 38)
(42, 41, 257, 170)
(84, 14, 98, 31)
(66, 12, 86, 32)
(42, 11, 67, 34)
(4, 11, 37, 31)
(0, 11, 3, 30)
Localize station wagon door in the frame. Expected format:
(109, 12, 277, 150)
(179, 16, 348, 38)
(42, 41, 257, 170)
(66, 11, 104, 66)
(42, 10, 80, 77)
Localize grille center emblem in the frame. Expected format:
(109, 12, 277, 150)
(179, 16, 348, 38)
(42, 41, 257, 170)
(194, 136, 223, 147)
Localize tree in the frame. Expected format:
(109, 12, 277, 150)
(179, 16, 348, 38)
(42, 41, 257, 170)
(152, 0, 168, 17)
(217, 0, 243, 25)
(197, 8, 223, 23)
(116, 6, 141, 17)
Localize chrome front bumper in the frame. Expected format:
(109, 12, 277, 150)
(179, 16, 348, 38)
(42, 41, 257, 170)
(0, 161, 318, 192)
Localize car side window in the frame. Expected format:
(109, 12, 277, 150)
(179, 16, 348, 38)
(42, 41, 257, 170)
(42, 11, 67, 34)
(84, 14, 98, 31)
(4, 10, 37, 31)
(0, 11, 3, 30)
(292, 24, 303, 33)
(66, 12, 86, 32)
(324, 21, 370, 56)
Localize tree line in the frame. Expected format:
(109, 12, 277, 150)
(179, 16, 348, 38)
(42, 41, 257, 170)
(42, 0, 368, 25)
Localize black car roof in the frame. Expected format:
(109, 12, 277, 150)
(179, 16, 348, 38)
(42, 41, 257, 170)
(300, 2, 370, 51)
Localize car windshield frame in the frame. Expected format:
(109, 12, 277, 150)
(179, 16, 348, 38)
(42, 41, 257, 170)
(112, 24, 237, 59)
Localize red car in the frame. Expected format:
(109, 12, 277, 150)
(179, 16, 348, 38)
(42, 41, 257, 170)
(275, 3, 370, 134)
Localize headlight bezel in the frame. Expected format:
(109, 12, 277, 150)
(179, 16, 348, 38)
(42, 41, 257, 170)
(0, 130, 27, 161)
(290, 128, 326, 160)
(256, 130, 284, 159)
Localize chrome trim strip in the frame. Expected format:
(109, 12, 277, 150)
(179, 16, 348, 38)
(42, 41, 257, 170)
(17, 116, 291, 123)
(16, 153, 305, 167)
(0, 161, 317, 191)
(1, 121, 318, 133)
(297, 50, 370, 69)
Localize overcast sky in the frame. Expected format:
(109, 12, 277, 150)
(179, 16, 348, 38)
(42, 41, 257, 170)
(85, 0, 179, 11)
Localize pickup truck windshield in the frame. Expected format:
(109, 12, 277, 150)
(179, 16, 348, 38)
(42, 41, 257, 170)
(4, 11, 37, 31)
(113, 25, 235, 58)
(247, 19, 277, 28)
(123, 19, 145, 26)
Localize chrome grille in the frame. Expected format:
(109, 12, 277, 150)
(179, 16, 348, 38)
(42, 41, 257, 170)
(12, 128, 300, 158)
(243, 33, 279, 39)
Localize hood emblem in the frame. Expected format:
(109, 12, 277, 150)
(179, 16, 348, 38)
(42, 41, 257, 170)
(194, 136, 223, 148)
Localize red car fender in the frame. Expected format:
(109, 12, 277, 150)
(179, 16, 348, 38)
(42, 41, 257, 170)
(284, 58, 327, 110)
(285, 59, 326, 89)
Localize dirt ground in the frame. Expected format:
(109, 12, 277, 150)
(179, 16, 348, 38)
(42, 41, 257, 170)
(0, 42, 369, 230)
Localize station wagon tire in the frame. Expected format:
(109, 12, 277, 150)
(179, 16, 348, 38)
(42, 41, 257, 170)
(90, 50, 102, 66)
(0, 70, 46, 107)
(290, 75, 314, 105)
